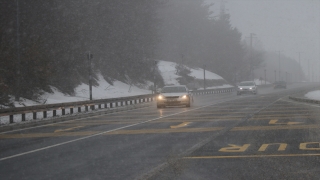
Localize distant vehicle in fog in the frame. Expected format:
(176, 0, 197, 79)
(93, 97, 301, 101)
(274, 81, 287, 89)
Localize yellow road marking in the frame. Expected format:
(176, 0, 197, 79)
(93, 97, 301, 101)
(170, 122, 191, 129)
(2, 124, 319, 138)
(231, 124, 319, 131)
(269, 119, 303, 125)
(106, 127, 223, 135)
(54, 126, 84, 133)
(258, 143, 287, 151)
(219, 144, 250, 152)
(183, 153, 320, 159)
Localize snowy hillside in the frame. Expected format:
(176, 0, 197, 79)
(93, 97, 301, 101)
(14, 74, 151, 107)
(11, 60, 229, 107)
(157, 60, 223, 85)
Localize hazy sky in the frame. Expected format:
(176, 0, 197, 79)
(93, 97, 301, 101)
(208, 0, 320, 76)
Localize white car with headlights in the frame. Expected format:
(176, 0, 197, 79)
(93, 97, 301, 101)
(237, 81, 257, 95)
(157, 85, 192, 108)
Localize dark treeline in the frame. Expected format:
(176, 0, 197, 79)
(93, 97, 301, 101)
(0, 0, 262, 106)
(155, 0, 262, 83)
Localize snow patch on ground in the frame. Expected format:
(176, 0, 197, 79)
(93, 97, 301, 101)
(254, 79, 271, 85)
(13, 74, 151, 107)
(197, 84, 233, 90)
(158, 60, 223, 86)
(305, 90, 320, 101)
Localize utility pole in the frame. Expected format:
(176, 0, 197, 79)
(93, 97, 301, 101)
(264, 69, 266, 85)
(249, 33, 256, 80)
(154, 60, 157, 94)
(87, 52, 93, 101)
(276, 51, 282, 81)
(308, 59, 310, 82)
(297, 52, 303, 82)
(203, 65, 206, 90)
(15, 0, 21, 101)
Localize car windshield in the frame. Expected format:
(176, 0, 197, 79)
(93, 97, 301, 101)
(161, 86, 187, 93)
(239, 82, 255, 86)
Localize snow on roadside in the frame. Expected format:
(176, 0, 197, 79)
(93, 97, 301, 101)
(13, 74, 151, 108)
(197, 84, 233, 90)
(305, 90, 320, 101)
(158, 60, 223, 86)
(254, 79, 271, 85)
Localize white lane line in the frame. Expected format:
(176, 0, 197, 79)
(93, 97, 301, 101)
(0, 97, 240, 162)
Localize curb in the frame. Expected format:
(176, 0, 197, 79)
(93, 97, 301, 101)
(0, 103, 152, 133)
(288, 96, 320, 105)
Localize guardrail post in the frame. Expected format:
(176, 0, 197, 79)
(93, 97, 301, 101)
(22, 113, 25, 121)
(85, 106, 88, 111)
(91, 105, 95, 110)
(104, 103, 108, 108)
(98, 104, 101, 109)
(125, 101, 128, 105)
(33, 112, 37, 119)
(121, 101, 123, 106)
(10, 115, 13, 123)
(62, 108, 65, 115)
(70, 108, 73, 114)
(43, 111, 47, 118)
(78, 107, 81, 112)
(53, 110, 56, 117)
(110, 103, 113, 108)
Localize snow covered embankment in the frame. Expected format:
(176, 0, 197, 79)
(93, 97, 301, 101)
(305, 90, 320, 101)
(13, 60, 230, 108)
(157, 60, 231, 89)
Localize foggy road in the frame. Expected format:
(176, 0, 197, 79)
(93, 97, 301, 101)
(1, 83, 320, 180)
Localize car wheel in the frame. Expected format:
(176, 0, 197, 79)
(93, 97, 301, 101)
(186, 100, 191, 107)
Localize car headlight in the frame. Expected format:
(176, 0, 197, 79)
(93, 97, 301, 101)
(239, 87, 243, 90)
(158, 95, 164, 100)
(249, 87, 252, 89)
(182, 95, 187, 99)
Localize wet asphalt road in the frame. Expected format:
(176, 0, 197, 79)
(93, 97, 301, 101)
(1, 83, 320, 180)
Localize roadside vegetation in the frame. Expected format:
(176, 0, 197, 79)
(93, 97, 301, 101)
(0, 0, 264, 106)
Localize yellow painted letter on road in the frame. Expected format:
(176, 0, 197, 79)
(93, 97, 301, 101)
(258, 143, 287, 152)
(219, 144, 250, 152)
(300, 142, 320, 150)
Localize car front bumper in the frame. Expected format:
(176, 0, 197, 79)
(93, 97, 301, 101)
(237, 89, 257, 94)
(157, 98, 189, 106)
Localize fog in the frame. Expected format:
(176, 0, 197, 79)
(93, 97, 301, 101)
(209, 0, 320, 81)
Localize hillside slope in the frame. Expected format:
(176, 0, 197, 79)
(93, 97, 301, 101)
(6, 61, 230, 108)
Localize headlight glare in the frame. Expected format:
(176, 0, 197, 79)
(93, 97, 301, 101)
(158, 95, 163, 100)
(182, 95, 187, 99)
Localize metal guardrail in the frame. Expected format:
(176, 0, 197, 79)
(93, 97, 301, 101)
(0, 87, 234, 124)
(1, 94, 155, 124)
(191, 87, 234, 95)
